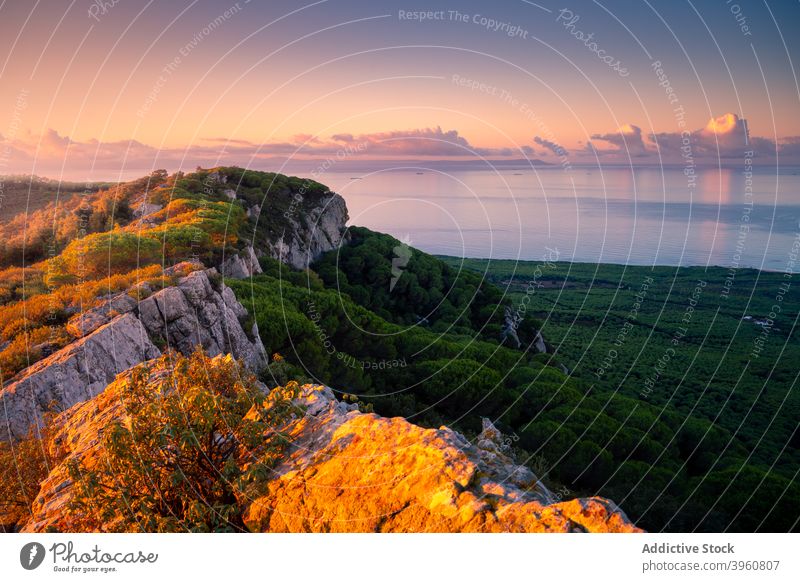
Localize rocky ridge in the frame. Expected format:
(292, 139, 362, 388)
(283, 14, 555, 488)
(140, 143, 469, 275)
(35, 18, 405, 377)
(0, 265, 266, 443)
(21, 366, 641, 533)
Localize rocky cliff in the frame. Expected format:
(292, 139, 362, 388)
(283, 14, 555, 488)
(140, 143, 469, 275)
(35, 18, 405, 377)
(0, 265, 265, 443)
(269, 192, 349, 270)
(206, 168, 349, 271)
(20, 363, 640, 533)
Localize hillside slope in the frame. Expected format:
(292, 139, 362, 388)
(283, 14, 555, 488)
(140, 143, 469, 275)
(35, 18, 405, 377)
(0, 167, 639, 533)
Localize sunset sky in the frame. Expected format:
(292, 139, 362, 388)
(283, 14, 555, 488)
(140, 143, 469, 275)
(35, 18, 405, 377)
(1, 0, 799, 178)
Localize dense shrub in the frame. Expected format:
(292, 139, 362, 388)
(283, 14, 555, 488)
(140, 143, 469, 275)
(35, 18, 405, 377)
(58, 231, 162, 280)
(65, 350, 300, 532)
(0, 415, 62, 530)
(0, 266, 47, 304)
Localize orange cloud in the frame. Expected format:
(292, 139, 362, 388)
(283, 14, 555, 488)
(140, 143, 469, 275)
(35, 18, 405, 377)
(589, 113, 784, 161)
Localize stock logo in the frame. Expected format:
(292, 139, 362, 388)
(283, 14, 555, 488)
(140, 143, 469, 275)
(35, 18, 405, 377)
(20, 542, 46, 570)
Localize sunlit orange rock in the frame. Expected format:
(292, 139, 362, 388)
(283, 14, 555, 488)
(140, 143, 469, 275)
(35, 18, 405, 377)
(243, 385, 642, 533)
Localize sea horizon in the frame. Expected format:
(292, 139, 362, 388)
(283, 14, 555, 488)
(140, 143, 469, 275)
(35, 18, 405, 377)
(311, 165, 800, 272)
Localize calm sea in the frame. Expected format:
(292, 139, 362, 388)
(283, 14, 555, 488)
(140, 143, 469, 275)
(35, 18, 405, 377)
(316, 166, 800, 271)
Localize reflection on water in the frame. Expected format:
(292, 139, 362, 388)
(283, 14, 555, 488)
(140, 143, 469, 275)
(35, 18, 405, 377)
(314, 166, 800, 270)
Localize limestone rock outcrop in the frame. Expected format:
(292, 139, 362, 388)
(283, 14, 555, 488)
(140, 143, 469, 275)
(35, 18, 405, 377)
(219, 246, 263, 279)
(137, 268, 266, 371)
(0, 314, 159, 442)
(66, 292, 138, 338)
(20, 371, 641, 533)
(269, 193, 349, 270)
(501, 306, 547, 353)
(0, 268, 265, 443)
